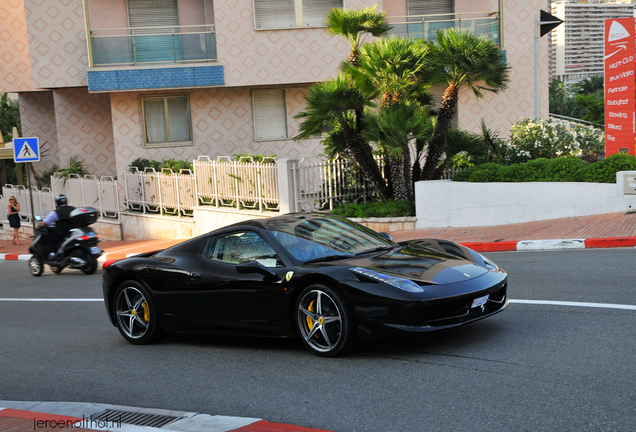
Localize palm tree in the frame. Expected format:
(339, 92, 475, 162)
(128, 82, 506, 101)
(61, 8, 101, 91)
(326, 5, 393, 67)
(294, 75, 391, 200)
(571, 75, 603, 97)
(348, 36, 436, 199)
(363, 104, 434, 200)
(420, 29, 510, 180)
(346, 36, 435, 108)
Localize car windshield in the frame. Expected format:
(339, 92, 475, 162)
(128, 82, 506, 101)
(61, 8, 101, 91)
(269, 216, 395, 262)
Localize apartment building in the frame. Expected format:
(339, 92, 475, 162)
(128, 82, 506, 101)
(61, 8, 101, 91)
(550, 0, 634, 86)
(1, 0, 547, 198)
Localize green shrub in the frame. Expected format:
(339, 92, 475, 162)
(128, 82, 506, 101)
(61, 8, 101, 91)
(160, 158, 193, 172)
(452, 154, 636, 183)
(583, 154, 636, 183)
(330, 200, 415, 218)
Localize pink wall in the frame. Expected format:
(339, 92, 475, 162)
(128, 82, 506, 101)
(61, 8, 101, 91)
(18, 91, 59, 175)
(23, 0, 88, 89)
(457, 0, 548, 138)
(109, 86, 323, 188)
(0, 0, 34, 92)
(215, 0, 374, 87)
(87, 0, 128, 30)
(53, 88, 116, 177)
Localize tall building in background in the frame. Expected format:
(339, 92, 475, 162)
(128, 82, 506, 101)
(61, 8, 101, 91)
(550, 0, 634, 87)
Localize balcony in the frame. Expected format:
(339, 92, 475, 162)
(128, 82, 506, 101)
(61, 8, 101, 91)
(85, 24, 223, 92)
(88, 24, 216, 68)
(387, 10, 500, 44)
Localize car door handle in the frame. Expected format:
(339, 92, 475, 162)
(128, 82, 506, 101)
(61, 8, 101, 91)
(190, 272, 202, 280)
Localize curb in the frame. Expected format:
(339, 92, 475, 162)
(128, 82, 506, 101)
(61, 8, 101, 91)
(0, 402, 333, 432)
(460, 236, 636, 252)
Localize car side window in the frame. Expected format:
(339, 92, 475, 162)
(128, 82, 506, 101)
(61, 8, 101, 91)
(207, 231, 280, 267)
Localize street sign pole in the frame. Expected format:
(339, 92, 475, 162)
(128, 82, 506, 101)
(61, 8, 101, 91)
(12, 135, 41, 234)
(26, 163, 36, 232)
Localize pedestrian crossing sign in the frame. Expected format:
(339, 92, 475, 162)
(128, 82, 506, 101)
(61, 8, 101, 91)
(13, 137, 40, 162)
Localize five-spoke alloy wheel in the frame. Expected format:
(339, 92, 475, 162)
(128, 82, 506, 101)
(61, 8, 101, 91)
(114, 281, 162, 344)
(296, 284, 355, 357)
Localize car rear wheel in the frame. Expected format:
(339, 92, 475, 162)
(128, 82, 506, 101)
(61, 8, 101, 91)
(28, 255, 44, 276)
(114, 281, 163, 345)
(296, 284, 355, 357)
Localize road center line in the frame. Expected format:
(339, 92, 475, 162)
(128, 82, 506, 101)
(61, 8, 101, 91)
(0, 298, 103, 302)
(510, 299, 636, 310)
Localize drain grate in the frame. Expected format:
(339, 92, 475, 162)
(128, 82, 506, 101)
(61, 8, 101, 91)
(91, 409, 181, 428)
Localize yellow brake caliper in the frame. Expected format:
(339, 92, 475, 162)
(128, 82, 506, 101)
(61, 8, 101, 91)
(307, 300, 316, 330)
(142, 301, 149, 322)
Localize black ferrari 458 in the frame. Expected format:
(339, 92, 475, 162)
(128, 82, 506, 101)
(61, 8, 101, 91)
(102, 213, 508, 356)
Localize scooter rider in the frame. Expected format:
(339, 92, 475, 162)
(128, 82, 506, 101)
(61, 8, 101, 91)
(40, 194, 76, 259)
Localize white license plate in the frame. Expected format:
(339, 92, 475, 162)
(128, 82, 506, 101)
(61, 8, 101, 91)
(90, 246, 101, 254)
(471, 295, 489, 308)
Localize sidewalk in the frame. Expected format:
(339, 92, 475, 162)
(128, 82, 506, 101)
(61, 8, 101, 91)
(2, 211, 636, 260)
(0, 401, 330, 432)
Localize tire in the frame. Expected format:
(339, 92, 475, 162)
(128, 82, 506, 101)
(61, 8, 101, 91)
(82, 256, 98, 275)
(295, 284, 355, 357)
(69, 249, 97, 275)
(113, 281, 163, 345)
(28, 255, 44, 277)
(50, 265, 64, 274)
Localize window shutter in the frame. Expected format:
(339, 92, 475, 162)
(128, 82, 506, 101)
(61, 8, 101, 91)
(302, 0, 342, 27)
(253, 90, 288, 140)
(128, 0, 181, 63)
(407, 0, 453, 16)
(254, 0, 296, 29)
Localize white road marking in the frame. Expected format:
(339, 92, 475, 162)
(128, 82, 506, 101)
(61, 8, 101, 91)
(510, 299, 636, 311)
(0, 298, 103, 302)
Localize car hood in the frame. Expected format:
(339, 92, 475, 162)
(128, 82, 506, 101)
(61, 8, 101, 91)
(321, 239, 489, 285)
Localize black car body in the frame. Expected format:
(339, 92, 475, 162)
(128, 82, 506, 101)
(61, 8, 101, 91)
(103, 213, 508, 356)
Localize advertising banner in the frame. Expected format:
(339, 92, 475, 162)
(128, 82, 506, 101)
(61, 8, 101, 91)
(604, 18, 636, 156)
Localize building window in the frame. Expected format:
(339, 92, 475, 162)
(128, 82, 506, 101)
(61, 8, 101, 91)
(141, 95, 193, 147)
(253, 0, 342, 30)
(252, 89, 288, 141)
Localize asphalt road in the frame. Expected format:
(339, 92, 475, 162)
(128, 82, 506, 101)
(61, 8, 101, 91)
(1, 248, 635, 432)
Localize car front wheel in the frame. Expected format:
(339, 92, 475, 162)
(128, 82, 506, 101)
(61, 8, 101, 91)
(296, 284, 355, 357)
(114, 281, 163, 345)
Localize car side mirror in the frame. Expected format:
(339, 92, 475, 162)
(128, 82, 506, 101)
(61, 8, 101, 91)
(237, 260, 281, 281)
(379, 232, 393, 242)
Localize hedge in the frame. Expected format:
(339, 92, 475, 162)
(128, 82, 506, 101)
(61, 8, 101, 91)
(452, 154, 636, 183)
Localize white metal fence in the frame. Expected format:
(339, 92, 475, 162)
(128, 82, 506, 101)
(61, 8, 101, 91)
(291, 157, 380, 212)
(1, 175, 119, 226)
(51, 175, 120, 218)
(1, 185, 56, 223)
(124, 168, 197, 216)
(194, 156, 279, 212)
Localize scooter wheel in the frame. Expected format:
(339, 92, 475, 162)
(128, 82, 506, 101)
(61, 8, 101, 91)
(28, 255, 44, 276)
(50, 265, 64, 274)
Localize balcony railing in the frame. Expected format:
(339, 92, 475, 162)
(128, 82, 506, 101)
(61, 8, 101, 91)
(88, 24, 216, 68)
(387, 11, 500, 45)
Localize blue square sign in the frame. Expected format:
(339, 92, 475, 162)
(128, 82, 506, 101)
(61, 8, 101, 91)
(13, 137, 40, 162)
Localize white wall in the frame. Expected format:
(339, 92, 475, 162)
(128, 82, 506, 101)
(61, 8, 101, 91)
(414, 172, 636, 229)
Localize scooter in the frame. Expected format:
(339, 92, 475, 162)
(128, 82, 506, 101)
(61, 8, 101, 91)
(28, 207, 103, 276)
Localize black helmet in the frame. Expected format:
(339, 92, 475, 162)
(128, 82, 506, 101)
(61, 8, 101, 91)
(55, 194, 68, 208)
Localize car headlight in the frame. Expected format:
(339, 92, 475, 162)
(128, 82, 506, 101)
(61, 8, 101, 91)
(350, 267, 424, 293)
(481, 255, 500, 272)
